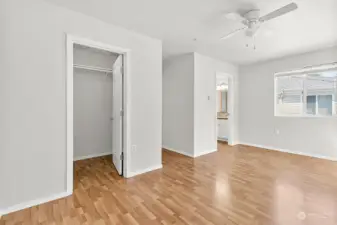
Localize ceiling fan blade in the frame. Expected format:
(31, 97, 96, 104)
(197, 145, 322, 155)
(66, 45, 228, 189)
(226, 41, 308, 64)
(259, 2, 298, 22)
(220, 27, 246, 40)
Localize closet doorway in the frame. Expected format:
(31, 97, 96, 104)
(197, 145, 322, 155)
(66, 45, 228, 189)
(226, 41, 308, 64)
(66, 35, 130, 193)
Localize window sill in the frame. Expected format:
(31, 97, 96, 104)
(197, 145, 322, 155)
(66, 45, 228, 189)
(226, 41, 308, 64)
(275, 114, 337, 118)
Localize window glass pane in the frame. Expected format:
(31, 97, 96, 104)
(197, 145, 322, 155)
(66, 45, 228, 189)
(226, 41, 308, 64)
(318, 95, 332, 116)
(306, 95, 316, 115)
(307, 76, 335, 96)
(276, 76, 304, 116)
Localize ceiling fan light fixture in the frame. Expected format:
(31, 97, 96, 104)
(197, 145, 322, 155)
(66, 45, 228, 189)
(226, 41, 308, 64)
(220, 2, 298, 41)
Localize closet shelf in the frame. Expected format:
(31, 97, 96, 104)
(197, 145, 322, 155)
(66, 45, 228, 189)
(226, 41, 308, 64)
(74, 64, 113, 74)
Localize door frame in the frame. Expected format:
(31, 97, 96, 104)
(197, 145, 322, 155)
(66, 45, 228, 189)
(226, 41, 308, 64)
(66, 34, 131, 194)
(215, 72, 236, 146)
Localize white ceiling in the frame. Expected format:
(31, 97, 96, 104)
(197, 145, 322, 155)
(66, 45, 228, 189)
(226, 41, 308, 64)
(46, 0, 337, 65)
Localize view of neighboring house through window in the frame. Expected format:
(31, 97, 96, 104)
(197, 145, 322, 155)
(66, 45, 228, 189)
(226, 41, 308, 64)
(306, 95, 316, 115)
(275, 63, 337, 117)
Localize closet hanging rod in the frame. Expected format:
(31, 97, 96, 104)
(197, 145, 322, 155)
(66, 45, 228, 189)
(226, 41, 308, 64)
(73, 64, 113, 74)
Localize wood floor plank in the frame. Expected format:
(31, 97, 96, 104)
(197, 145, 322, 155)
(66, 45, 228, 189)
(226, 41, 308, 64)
(2, 143, 337, 224)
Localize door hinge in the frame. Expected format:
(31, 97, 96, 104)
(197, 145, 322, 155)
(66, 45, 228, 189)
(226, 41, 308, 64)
(120, 152, 124, 161)
(120, 110, 124, 117)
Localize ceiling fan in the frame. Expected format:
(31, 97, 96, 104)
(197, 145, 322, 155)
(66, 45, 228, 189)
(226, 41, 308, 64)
(221, 2, 298, 40)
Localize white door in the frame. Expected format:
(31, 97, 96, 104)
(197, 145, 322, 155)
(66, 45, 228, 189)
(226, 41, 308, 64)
(112, 55, 123, 175)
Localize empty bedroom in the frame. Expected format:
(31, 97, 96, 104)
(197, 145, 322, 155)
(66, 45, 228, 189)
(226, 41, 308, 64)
(1, 0, 337, 224)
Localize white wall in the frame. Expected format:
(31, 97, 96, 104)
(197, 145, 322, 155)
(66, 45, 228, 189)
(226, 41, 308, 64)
(194, 53, 238, 155)
(162, 54, 195, 156)
(239, 47, 337, 159)
(0, 0, 162, 212)
(73, 46, 118, 160)
(0, 3, 7, 211)
(162, 53, 238, 157)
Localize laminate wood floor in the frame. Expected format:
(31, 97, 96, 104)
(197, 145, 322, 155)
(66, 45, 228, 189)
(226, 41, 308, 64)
(2, 143, 337, 225)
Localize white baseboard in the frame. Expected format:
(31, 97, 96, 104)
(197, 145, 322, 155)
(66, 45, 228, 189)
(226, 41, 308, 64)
(162, 146, 217, 158)
(239, 142, 337, 161)
(74, 152, 111, 161)
(162, 146, 194, 157)
(0, 191, 71, 216)
(127, 164, 163, 178)
(217, 137, 228, 141)
(194, 149, 217, 157)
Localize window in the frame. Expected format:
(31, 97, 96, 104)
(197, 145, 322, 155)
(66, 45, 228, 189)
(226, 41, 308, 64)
(275, 63, 337, 117)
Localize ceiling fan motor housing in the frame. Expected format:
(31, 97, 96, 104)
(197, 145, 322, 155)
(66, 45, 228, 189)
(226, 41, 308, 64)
(244, 9, 261, 37)
(244, 9, 260, 21)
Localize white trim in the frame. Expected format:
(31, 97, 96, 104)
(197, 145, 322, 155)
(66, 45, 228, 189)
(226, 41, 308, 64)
(66, 35, 74, 194)
(126, 164, 163, 178)
(239, 142, 337, 161)
(162, 146, 217, 158)
(275, 62, 337, 77)
(162, 146, 195, 157)
(194, 149, 217, 157)
(0, 191, 71, 216)
(275, 114, 337, 118)
(217, 137, 228, 141)
(66, 34, 131, 193)
(73, 152, 111, 161)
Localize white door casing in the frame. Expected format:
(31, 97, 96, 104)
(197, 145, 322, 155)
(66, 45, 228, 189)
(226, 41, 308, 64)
(67, 34, 131, 193)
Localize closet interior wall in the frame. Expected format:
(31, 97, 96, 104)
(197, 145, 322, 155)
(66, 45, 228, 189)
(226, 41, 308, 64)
(73, 44, 118, 160)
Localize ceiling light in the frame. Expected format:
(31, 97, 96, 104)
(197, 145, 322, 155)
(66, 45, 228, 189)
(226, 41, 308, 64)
(217, 84, 228, 91)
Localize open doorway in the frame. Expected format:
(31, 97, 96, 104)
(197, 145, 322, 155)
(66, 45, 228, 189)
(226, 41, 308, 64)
(66, 35, 129, 193)
(216, 72, 234, 145)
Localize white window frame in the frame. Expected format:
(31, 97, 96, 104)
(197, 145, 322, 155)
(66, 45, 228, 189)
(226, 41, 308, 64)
(274, 62, 337, 118)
